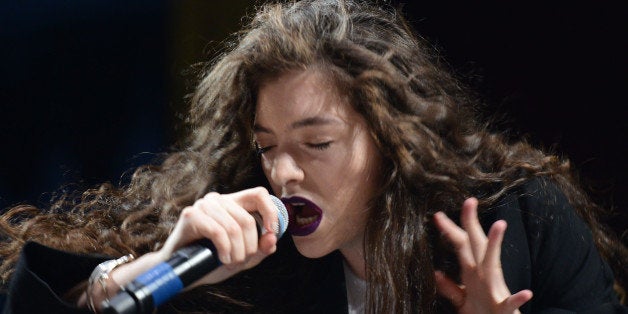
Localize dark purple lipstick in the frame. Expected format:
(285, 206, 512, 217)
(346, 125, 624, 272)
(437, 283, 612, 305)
(281, 196, 323, 236)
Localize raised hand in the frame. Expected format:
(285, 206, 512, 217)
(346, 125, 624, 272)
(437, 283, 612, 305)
(433, 198, 533, 314)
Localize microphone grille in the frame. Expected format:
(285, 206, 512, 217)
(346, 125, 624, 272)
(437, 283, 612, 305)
(269, 195, 289, 238)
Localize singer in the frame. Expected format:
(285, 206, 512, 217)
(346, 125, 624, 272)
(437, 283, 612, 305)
(1, 1, 626, 313)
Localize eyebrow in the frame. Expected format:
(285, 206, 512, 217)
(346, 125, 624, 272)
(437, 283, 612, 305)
(253, 116, 340, 133)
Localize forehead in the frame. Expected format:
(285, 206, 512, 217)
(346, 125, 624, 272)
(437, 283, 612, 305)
(255, 69, 352, 124)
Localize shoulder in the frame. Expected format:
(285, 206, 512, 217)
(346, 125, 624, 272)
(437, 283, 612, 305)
(481, 177, 622, 312)
(480, 177, 589, 240)
(497, 177, 598, 252)
(483, 177, 599, 267)
(3, 241, 107, 314)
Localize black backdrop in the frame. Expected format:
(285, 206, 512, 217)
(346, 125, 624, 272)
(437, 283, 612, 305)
(1, 1, 626, 236)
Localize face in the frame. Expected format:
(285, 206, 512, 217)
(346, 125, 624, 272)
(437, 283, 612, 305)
(254, 69, 382, 260)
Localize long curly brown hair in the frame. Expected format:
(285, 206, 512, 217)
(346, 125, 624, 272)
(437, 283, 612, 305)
(1, 0, 625, 313)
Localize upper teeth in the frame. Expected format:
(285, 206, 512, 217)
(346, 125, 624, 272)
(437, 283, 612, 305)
(292, 202, 305, 206)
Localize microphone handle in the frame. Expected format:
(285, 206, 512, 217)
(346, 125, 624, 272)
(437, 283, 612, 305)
(103, 239, 220, 314)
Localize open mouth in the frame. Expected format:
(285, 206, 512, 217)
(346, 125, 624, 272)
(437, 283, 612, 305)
(281, 196, 323, 236)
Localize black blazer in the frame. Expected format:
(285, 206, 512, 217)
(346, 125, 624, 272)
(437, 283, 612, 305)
(3, 179, 626, 313)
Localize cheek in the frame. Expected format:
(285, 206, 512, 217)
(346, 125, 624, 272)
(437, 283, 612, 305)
(260, 158, 275, 185)
(260, 159, 286, 197)
(260, 157, 271, 175)
(344, 144, 382, 197)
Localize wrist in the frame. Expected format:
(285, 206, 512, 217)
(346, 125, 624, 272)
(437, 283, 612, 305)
(109, 251, 166, 288)
(79, 251, 166, 313)
(84, 254, 135, 313)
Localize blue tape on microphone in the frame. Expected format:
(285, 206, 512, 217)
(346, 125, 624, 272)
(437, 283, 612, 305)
(135, 262, 184, 307)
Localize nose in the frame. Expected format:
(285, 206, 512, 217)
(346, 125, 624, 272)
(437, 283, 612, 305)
(270, 152, 304, 188)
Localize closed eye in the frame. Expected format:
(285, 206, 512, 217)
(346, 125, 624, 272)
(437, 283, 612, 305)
(256, 141, 332, 156)
(307, 141, 332, 150)
(256, 144, 275, 156)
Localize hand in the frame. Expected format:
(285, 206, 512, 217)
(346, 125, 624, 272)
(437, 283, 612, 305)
(79, 187, 281, 311)
(155, 187, 280, 285)
(433, 198, 533, 314)
(119, 187, 280, 290)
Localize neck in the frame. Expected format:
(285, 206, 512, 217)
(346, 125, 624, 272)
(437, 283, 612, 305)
(340, 243, 366, 280)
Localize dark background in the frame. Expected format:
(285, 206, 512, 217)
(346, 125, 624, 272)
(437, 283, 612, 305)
(1, 1, 626, 237)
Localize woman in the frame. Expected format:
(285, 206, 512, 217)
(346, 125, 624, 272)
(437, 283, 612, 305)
(1, 0, 625, 313)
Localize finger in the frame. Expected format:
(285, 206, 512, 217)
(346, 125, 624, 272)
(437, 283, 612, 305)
(198, 196, 246, 265)
(502, 289, 533, 312)
(484, 220, 507, 270)
(160, 206, 194, 254)
(258, 232, 278, 255)
(460, 198, 488, 262)
(220, 195, 260, 258)
(233, 232, 278, 272)
(434, 270, 466, 308)
(229, 187, 278, 235)
(179, 206, 232, 264)
(434, 211, 476, 268)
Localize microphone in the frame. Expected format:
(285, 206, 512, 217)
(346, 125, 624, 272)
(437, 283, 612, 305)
(103, 195, 289, 314)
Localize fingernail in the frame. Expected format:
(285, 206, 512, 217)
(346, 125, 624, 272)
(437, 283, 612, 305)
(222, 255, 231, 264)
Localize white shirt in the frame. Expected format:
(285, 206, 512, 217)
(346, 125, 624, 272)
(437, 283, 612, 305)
(343, 261, 366, 314)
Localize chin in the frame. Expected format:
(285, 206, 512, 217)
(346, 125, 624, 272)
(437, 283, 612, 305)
(291, 236, 333, 259)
